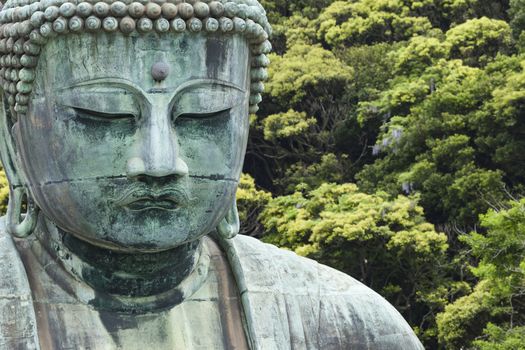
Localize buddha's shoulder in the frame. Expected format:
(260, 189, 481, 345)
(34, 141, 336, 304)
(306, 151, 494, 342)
(0, 216, 28, 287)
(227, 235, 424, 349)
(229, 233, 388, 297)
(0, 217, 40, 349)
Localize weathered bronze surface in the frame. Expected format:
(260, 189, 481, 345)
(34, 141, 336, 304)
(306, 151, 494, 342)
(0, 0, 424, 349)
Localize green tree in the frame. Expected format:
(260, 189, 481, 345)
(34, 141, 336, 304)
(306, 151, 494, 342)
(438, 198, 525, 349)
(236, 173, 272, 237)
(357, 53, 524, 227)
(246, 43, 354, 190)
(445, 17, 513, 66)
(246, 1, 523, 348)
(265, 43, 353, 104)
(509, 0, 525, 49)
(0, 168, 7, 215)
(260, 182, 450, 342)
(316, 0, 433, 47)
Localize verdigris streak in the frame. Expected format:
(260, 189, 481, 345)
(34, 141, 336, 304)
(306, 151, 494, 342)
(0, 0, 424, 349)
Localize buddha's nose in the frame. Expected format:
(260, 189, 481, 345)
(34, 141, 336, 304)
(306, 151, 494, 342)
(126, 106, 189, 178)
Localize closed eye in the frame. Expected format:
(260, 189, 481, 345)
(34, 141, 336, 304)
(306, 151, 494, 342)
(176, 108, 230, 120)
(73, 107, 136, 121)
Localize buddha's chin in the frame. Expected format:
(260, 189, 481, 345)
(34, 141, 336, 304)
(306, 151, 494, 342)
(61, 227, 208, 254)
(47, 211, 216, 253)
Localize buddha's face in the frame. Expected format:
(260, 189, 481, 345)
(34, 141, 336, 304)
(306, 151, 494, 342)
(14, 32, 250, 252)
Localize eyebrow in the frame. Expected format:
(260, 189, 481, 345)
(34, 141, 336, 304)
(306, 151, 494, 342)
(58, 78, 145, 96)
(59, 77, 246, 99)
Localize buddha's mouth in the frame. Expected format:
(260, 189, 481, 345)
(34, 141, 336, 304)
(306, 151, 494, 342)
(125, 197, 181, 211)
(113, 185, 191, 211)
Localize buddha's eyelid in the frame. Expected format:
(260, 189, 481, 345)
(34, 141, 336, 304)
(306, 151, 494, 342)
(172, 78, 246, 96)
(56, 90, 139, 115)
(170, 79, 245, 115)
(64, 104, 138, 118)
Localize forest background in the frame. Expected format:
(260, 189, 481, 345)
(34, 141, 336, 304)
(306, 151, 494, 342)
(1, 0, 525, 348)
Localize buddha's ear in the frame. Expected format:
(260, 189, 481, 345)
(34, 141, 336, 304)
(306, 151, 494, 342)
(0, 91, 38, 238)
(215, 198, 240, 240)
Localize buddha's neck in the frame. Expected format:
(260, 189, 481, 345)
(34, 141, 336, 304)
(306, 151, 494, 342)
(31, 216, 210, 313)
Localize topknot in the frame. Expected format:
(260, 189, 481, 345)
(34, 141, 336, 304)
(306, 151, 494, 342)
(0, 0, 272, 118)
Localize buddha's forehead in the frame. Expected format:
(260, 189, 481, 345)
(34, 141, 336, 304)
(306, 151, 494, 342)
(35, 32, 249, 92)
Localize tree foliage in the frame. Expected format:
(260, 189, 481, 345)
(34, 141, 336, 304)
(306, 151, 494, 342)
(266, 43, 353, 104)
(242, 0, 525, 348)
(316, 0, 433, 47)
(438, 199, 525, 349)
(0, 168, 7, 214)
(445, 17, 513, 66)
(236, 173, 272, 236)
(259, 183, 452, 341)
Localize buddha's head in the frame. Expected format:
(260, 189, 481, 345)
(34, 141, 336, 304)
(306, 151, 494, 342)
(0, 0, 270, 252)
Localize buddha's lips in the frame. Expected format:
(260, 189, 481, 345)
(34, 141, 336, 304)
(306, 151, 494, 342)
(125, 198, 179, 211)
(113, 186, 190, 211)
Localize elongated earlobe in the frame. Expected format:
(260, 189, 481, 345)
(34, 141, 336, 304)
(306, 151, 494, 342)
(6, 186, 38, 238)
(0, 92, 39, 238)
(216, 198, 239, 239)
